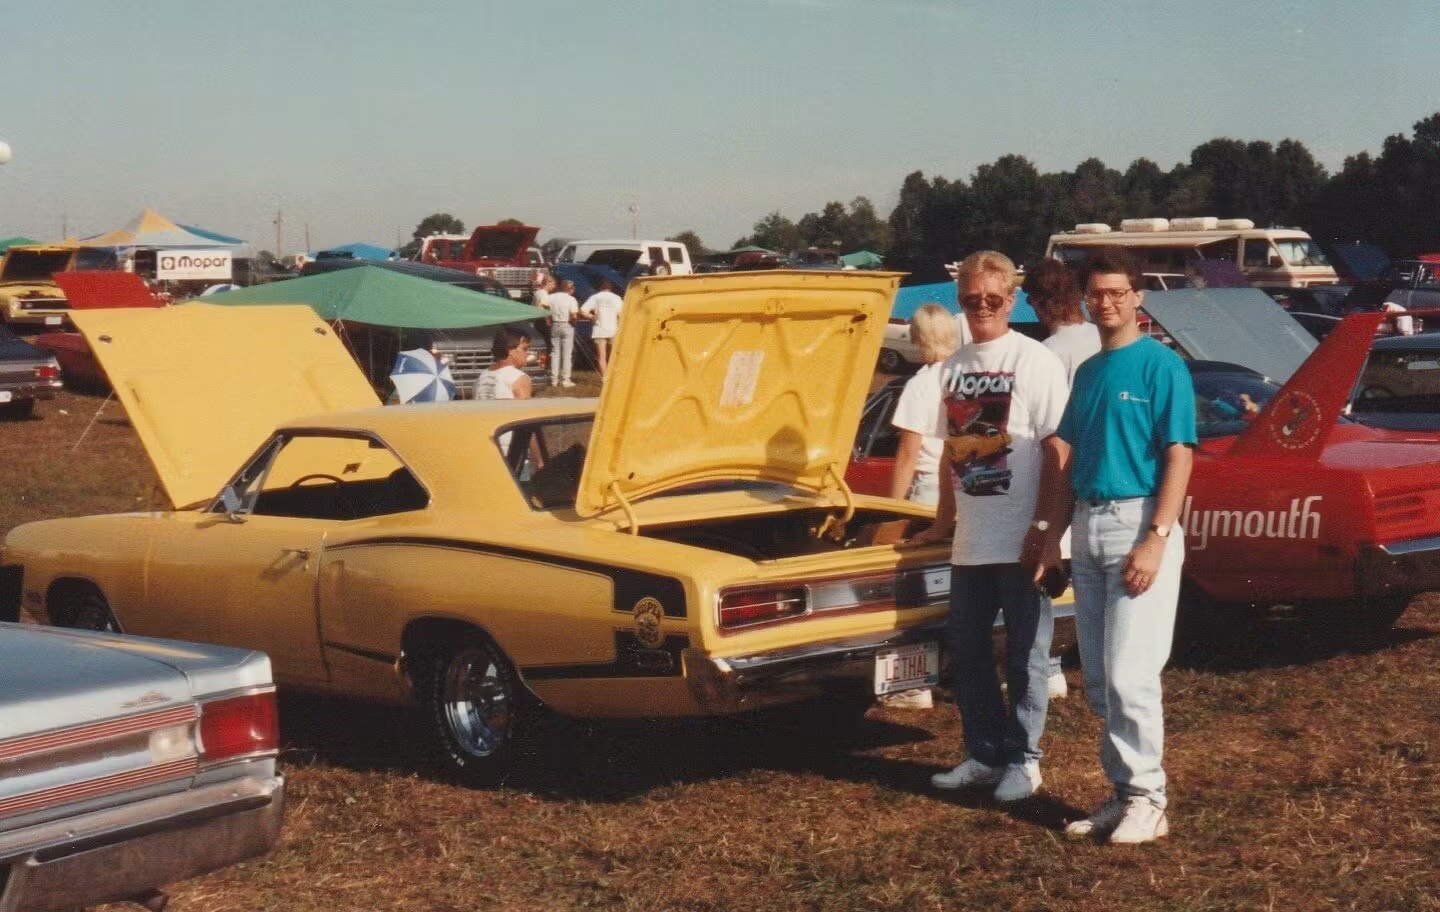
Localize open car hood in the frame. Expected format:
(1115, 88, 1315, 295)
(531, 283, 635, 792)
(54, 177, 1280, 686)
(70, 304, 380, 510)
(1141, 288, 1317, 382)
(575, 271, 899, 519)
(468, 224, 540, 261)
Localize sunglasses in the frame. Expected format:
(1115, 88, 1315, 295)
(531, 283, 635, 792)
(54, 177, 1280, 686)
(959, 293, 1008, 311)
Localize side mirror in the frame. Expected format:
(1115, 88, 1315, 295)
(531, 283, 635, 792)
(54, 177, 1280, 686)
(218, 485, 247, 523)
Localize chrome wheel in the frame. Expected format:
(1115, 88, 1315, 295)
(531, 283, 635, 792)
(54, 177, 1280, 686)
(440, 645, 513, 758)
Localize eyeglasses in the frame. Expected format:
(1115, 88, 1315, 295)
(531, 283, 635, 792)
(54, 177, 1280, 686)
(1086, 287, 1134, 304)
(959, 293, 1008, 311)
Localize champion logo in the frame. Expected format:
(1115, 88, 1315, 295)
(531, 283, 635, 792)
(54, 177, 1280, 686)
(1118, 391, 1149, 403)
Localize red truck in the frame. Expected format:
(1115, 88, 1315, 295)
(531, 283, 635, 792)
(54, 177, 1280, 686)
(414, 224, 548, 302)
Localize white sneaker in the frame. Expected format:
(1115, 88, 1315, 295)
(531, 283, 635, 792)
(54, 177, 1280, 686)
(1047, 672, 1069, 699)
(878, 688, 933, 710)
(993, 762, 1041, 802)
(930, 758, 1004, 791)
(1108, 798, 1169, 844)
(1065, 795, 1129, 839)
(561, 380, 576, 388)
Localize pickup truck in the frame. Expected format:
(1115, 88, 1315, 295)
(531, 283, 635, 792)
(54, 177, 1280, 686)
(0, 616, 284, 911)
(416, 225, 548, 301)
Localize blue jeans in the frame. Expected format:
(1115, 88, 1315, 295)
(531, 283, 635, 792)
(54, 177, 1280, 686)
(1071, 496, 1184, 808)
(947, 563, 1054, 767)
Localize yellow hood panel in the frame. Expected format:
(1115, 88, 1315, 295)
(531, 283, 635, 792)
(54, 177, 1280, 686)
(71, 304, 380, 510)
(576, 271, 899, 518)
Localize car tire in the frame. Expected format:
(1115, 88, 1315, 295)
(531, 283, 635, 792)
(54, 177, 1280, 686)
(877, 347, 905, 374)
(50, 584, 120, 632)
(0, 399, 35, 420)
(417, 630, 523, 785)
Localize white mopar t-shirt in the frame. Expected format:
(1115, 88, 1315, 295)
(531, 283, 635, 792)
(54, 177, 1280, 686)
(930, 330, 1069, 566)
(583, 290, 624, 339)
(890, 362, 946, 479)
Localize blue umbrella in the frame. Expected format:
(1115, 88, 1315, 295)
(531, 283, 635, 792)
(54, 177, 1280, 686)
(389, 348, 457, 403)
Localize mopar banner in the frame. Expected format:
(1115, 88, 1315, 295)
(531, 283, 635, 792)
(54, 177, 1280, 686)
(156, 249, 232, 281)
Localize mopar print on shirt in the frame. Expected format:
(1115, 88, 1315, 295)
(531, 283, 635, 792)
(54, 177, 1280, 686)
(942, 369, 1014, 496)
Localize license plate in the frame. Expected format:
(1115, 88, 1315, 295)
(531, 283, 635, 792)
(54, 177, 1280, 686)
(0, 391, 11, 402)
(45, 316, 62, 325)
(874, 642, 939, 695)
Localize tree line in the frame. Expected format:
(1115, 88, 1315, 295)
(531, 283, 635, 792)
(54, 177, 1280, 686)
(716, 111, 1440, 282)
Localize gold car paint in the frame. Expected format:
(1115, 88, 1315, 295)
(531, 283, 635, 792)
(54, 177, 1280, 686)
(69, 305, 380, 511)
(577, 272, 899, 518)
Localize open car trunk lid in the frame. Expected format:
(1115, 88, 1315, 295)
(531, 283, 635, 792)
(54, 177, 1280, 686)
(575, 271, 899, 519)
(70, 304, 380, 510)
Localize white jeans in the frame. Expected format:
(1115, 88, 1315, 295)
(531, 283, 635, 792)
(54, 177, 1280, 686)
(550, 323, 575, 382)
(1070, 496, 1184, 807)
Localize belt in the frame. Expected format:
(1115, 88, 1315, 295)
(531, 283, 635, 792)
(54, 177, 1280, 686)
(1077, 495, 1153, 508)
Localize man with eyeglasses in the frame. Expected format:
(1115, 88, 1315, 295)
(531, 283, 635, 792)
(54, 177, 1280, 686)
(1042, 245, 1196, 844)
(911, 250, 1070, 803)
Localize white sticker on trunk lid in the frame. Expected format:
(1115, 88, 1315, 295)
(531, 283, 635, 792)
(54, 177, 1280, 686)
(719, 350, 764, 408)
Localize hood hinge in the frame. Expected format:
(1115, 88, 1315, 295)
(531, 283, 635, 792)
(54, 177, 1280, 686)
(815, 462, 856, 542)
(609, 481, 641, 536)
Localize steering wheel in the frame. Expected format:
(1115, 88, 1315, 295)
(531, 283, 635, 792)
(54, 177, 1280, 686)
(288, 473, 357, 519)
(290, 473, 347, 487)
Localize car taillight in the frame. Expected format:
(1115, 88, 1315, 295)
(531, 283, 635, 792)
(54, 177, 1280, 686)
(719, 586, 807, 629)
(197, 690, 278, 766)
(34, 364, 60, 381)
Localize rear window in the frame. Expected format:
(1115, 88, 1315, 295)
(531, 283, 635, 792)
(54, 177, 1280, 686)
(1352, 348, 1440, 416)
(1191, 369, 1282, 439)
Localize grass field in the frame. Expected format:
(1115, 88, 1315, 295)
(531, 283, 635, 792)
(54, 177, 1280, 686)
(3, 385, 1439, 911)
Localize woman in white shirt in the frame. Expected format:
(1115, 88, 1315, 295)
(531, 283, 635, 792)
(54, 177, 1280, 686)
(889, 303, 960, 504)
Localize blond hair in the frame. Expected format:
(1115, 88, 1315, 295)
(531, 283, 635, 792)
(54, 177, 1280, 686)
(954, 250, 1020, 294)
(909, 302, 960, 364)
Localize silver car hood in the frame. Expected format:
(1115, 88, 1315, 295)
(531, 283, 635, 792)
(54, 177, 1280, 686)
(1141, 288, 1317, 382)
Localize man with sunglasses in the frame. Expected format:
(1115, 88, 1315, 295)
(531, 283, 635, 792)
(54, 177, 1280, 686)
(911, 250, 1070, 803)
(1045, 245, 1195, 844)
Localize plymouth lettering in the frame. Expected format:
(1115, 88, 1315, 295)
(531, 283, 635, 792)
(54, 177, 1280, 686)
(1182, 495, 1321, 551)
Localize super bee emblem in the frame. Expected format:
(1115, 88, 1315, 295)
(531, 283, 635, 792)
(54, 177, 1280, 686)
(632, 597, 665, 649)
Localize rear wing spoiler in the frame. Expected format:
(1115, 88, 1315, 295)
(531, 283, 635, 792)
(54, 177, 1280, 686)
(1227, 310, 1427, 459)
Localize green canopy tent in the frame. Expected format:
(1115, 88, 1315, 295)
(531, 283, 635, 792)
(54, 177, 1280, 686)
(193, 265, 547, 392)
(192, 264, 538, 328)
(0, 236, 40, 253)
(839, 250, 884, 269)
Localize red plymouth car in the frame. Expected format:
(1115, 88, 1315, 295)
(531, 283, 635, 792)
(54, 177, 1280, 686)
(849, 301, 1440, 633)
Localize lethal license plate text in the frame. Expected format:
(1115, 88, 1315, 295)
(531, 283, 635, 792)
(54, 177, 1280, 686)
(874, 642, 939, 695)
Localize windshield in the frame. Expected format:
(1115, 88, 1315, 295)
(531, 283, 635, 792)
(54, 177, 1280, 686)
(1191, 368, 1282, 439)
(1351, 347, 1440, 417)
(1, 250, 74, 283)
(1275, 240, 1331, 269)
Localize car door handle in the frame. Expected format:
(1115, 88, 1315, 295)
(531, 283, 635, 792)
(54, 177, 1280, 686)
(281, 548, 312, 560)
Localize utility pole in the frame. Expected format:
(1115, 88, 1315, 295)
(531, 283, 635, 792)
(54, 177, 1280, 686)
(273, 207, 284, 256)
(304, 223, 311, 252)
(629, 197, 638, 240)
(60, 213, 68, 240)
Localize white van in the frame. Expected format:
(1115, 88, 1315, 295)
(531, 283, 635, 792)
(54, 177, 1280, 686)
(555, 239, 694, 275)
(1045, 217, 1338, 287)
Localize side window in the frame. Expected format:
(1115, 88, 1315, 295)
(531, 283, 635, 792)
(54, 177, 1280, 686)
(1197, 240, 1236, 263)
(1243, 240, 1273, 268)
(854, 387, 901, 459)
(557, 246, 575, 264)
(507, 417, 595, 510)
(646, 246, 665, 264)
(1420, 265, 1440, 289)
(667, 246, 685, 263)
(224, 433, 428, 520)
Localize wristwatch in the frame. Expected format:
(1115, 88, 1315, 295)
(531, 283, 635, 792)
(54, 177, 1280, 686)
(1149, 522, 1171, 538)
(1031, 519, 1051, 532)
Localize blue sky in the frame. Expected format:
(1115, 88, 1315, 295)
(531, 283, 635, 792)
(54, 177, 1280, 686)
(3, 0, 1438, 254)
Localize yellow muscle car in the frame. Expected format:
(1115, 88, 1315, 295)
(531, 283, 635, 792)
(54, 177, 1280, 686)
(1, 272, 954, 782)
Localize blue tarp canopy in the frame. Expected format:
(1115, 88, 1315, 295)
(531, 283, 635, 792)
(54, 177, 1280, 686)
(178, 224, 247, 246)
(891, 280, 1038, 323)
(312, 242, 395, 261)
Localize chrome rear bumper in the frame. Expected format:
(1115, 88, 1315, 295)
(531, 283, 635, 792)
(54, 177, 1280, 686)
(0, 775, 284, 912)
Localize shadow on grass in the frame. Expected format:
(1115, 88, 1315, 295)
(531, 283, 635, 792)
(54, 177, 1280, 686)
(1169, 613, 1438, 674)
(274, 691, 1092, 826)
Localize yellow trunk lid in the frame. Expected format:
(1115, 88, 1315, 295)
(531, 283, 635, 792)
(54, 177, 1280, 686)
(576, 271, 899, 519)
(71, 304, 379, 509)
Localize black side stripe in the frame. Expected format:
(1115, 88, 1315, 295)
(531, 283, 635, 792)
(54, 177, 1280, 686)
(522, 632, 690, 680)
(324, 642, 398, 665)
(323, 536, 688, 618)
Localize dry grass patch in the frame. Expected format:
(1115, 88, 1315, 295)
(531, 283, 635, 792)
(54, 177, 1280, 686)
(3, 387, 1438, 911)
